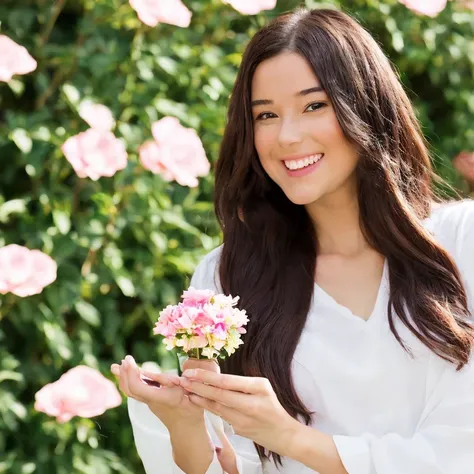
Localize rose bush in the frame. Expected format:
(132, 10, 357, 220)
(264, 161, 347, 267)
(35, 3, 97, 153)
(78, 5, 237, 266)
(0, 0, 473, 473)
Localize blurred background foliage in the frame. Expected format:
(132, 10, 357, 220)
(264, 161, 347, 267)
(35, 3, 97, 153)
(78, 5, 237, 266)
(0, 0, 473, 472)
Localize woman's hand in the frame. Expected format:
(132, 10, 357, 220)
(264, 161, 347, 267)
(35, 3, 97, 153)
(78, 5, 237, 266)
(110, 355, 219, 429)
(179, 369, 300, 457)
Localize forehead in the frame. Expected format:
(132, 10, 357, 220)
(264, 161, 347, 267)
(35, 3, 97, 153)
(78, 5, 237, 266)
(251, 52, 322, 98)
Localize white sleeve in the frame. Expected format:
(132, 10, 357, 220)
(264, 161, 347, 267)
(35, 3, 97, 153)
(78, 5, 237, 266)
(333, 354, 474, 474)
(128, 245, 263, 473)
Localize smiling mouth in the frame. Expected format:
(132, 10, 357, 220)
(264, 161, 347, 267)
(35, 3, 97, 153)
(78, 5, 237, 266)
(283, 153, 324, 171)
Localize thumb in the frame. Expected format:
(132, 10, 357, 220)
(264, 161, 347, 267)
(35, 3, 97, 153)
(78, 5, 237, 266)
(140, 370, 181, 388)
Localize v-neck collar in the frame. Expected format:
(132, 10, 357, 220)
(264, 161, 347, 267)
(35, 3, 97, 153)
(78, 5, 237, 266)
(312, 259, 389, 326)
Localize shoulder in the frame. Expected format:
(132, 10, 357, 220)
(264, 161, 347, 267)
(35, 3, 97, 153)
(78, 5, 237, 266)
(426, 199, 474, 313)
(424, 199, 474, 260)
(189, 244, 223, 293)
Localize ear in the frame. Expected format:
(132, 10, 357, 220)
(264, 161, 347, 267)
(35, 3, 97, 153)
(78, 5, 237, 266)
(237, 207, 245, 222)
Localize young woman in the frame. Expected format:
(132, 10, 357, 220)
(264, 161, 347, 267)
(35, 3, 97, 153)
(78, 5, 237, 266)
(111, 7, 474, 474)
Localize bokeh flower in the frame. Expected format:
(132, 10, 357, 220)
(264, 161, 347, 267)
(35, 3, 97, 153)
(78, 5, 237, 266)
(0, 245, 57, 297)
(35, 366, 122, 423)
(222, 0, 277, 15)
(129, 0, 192, 27)
(139, 116, 210, 188)
(79, 101, 115, 131)
(453, 151, 474, 183)
(398, 0, 447, 17)
(62, 128, 128, 180)
(0, 35, 37, 82)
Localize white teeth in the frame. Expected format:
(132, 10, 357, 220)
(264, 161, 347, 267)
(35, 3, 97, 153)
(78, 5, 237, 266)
(284, 154, 323, 170)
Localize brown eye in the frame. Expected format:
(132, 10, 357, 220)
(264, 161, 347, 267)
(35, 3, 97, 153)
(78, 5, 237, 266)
(305, 102, 326, 112)
(255, 112, 277, 121)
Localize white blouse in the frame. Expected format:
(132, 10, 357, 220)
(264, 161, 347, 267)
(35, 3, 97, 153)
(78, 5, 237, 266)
(128, 200, 474, 474)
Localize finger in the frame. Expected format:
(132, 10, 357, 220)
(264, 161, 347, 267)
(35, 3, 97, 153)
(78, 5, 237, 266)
(141, 369, 181, 387)
(216, 439, 239, 474)
(118, 360, 133, 397)
(111, 364, 120, 376)
(182, 369, 265, 394)
(183, 358, 220, 374)
(188, 394, 238, 425)
(123, 355, 179, 404)
(180, 377, 249, 410)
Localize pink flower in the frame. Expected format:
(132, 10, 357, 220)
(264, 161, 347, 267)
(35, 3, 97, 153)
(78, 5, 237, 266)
(398, 0, 447, 17)
(62, 129, 128, 181)
(212, 322, 228, 340)
(79, 101, 115, 131)
(0, 35, 37, 82)
(34, 366, 121, 423)
(129, 0, 192, 27)
(153, 305, 181, 337)
(139, 116, 210, 188)
(182, 287, 215, 306)
(193, 310, 216, 327)
(453, 151, 474, 182)
(0, 245, 57, 297)
(222, 0, 276, 15)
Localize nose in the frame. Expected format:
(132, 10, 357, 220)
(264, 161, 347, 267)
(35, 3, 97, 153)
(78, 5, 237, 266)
(277, 117, 303, 148)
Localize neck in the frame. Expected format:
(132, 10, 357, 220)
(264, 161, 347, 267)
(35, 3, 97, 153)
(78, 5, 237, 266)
(305, 185, 369, 257)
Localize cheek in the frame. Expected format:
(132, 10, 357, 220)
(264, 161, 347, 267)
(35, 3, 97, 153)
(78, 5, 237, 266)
(254, 125, 277, 159)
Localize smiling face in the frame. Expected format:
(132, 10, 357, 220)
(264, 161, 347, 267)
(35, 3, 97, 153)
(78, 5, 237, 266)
(251, 52, 360, 207)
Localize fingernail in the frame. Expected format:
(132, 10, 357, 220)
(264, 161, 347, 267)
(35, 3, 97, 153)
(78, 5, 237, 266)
(182, 369, 196, 378)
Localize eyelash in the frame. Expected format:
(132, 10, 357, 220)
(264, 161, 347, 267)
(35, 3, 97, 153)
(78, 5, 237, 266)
(255, 102, 326, 121)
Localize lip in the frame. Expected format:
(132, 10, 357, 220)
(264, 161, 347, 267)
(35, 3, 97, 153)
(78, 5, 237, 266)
(282, 154, 324, 178)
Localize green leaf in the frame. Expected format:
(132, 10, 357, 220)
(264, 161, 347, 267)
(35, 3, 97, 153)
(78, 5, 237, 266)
(0, 199, 28, 223)
(75, 300, 101, 327)
(53, 210, 71, 235)
(10, 129, 32, 153)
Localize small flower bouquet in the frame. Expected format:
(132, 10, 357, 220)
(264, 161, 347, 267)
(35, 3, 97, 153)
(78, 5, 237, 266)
(153, 287, 249, 360)
(153, 287, 249, 445)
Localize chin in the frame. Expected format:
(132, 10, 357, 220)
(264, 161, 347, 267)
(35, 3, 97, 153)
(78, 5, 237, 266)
(283, 190, 322, 206)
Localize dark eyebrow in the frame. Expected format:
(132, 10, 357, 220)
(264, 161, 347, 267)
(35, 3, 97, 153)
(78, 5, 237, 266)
(251, 86, 324, 108)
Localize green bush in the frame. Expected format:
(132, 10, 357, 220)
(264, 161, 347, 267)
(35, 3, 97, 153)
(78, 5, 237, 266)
(0, 0, 473, 473)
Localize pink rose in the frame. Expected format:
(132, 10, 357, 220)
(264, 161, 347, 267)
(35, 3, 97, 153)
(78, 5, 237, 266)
(78, 101, 115, 131)
(129, 0, 192, 27)
(0, 35, 37, 82)
(139, 117, 210, 188)
(61, 129, 128, 181)
(35, 366, 121, 423)
(222, 0, 276, 15)
(453, 151, 474, 183)
(398, 0, 447, 17)
(0, 245, 57, 297)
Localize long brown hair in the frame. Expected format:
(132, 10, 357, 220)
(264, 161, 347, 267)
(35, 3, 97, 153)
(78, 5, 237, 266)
(214, 7, 474, 466)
